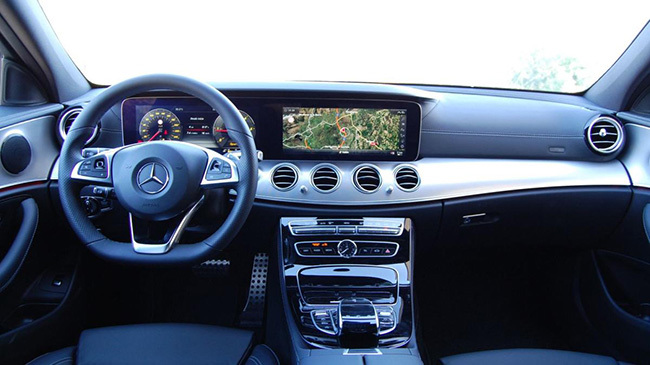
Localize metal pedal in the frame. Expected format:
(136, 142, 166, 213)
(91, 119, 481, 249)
(239, 253, 269, 327)
(192, 259, 230, 278)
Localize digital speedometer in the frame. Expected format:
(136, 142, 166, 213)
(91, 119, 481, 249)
(138, 108, 182, 141)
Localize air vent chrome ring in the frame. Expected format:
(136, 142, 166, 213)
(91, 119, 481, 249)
(310, 163, 341, 193)
(271, 163, 299, 191)
(58, 107, 99, 146)
(352, 164, 382, 193)
(394, 164, 420, 192)
(585, 116, 624, 155)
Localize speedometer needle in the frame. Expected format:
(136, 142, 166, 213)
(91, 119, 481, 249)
(148, 130, 161, 141)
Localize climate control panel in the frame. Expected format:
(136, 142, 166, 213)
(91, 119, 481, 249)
(295, 240, 398, 258)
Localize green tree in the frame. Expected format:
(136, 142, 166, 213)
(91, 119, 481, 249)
(511, 51, 586, 92)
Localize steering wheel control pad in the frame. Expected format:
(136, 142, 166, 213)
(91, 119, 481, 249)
(111, 141, 207, 221)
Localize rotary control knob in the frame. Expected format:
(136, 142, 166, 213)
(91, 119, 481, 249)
(337, 239, 357, 259)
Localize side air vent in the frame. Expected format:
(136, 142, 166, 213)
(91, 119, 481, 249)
(585, 116, 624, 154)
(58, 107, 99, 146)
(271, 164, 298, 190)
(353, 165, 381, 193)
(311, 165, 340, 192)
(394, 166, 420, 191)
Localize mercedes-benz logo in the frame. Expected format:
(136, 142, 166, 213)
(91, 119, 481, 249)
(136, 162, 169, 194)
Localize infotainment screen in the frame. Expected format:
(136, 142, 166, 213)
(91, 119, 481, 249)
(282, 107, 407, 157)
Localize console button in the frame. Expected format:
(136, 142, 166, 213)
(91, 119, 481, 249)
(383, 247, 396, 256)
(323, 247, 336, 255)
(337, 226, 356, 234)
(359, 247, 372, 255)
(312, 247, 323, 254)
(357, 227, 399, 235)
(293, 227, 337, 235)
(371, 248, 383, 255)
(298, 248, 312, 255)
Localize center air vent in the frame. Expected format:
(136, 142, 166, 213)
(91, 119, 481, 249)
(311, 165, 340, 192)
(58, 107, 99, 146)
(394, 166, 420, 191)
(271, 164, 298, 190)
(585, 116, 624, 154)
(353, 165, 381, 193)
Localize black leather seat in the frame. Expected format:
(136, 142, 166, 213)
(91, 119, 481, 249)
(440, 348, 628, 365)
(28, 323, 279, 365)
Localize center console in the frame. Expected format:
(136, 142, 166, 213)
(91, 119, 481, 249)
(280, 217, 414, 349)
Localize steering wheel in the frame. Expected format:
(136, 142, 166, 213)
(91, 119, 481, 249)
(58, 74, 258, 265)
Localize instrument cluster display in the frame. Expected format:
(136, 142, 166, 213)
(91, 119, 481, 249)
(122, 97, 255, 151)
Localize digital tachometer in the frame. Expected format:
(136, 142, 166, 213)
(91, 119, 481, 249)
(138, 108, 182, 141)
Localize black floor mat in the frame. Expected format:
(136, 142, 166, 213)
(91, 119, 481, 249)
(82, 252, 252, 329)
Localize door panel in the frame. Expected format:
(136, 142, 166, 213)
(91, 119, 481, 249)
(0, 197, 37, 292)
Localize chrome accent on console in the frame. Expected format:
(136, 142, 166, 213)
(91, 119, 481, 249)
(620, 123, 650, 189)
(0, 116, 58, 190)
(257, 158, 630, 205)
(288, 218, 404, 236)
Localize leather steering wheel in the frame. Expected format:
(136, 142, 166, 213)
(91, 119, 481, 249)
(58, 74, 258, 265)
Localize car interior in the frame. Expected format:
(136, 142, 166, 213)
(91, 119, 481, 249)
(1, 1, 650, 364)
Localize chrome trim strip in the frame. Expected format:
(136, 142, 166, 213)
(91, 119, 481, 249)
(130, 195, 205, 254)
(343, 348, 383, 356)
(0, 116, 58, 191)
(257, 158, 630, 205)
(621, 123, 650, 189)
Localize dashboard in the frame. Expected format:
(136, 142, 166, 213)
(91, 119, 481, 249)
(121, 96, 422, 161)
(44, 82, 634, 208)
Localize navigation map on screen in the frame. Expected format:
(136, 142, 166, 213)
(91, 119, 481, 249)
(282, 107, 406, 155)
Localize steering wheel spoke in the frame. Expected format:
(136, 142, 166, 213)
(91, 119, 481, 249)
(200, 149, 240, 189)
(71, 147, 121, 186)
(130, 195, 205, 254)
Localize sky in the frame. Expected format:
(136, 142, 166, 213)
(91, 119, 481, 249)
(39, 0, 650, 92)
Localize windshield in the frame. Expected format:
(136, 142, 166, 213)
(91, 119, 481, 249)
(39, 0, 649, 93)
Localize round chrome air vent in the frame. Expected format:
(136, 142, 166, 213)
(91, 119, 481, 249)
(311, 164, 340, 193)
(394, 165, 420, 191)
(353, 165, 381, 193)
(271, 163, 298, 190)
(58, 107, 99, 146)
(585, 116, 624, 155)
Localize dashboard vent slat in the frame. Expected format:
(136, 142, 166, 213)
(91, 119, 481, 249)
(395, 166, 420, 191)
(311, 166, 340, 192)
(354, 166, 381, 193)
(585, 116, 624, 155)
(271, 164, 298, 190)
